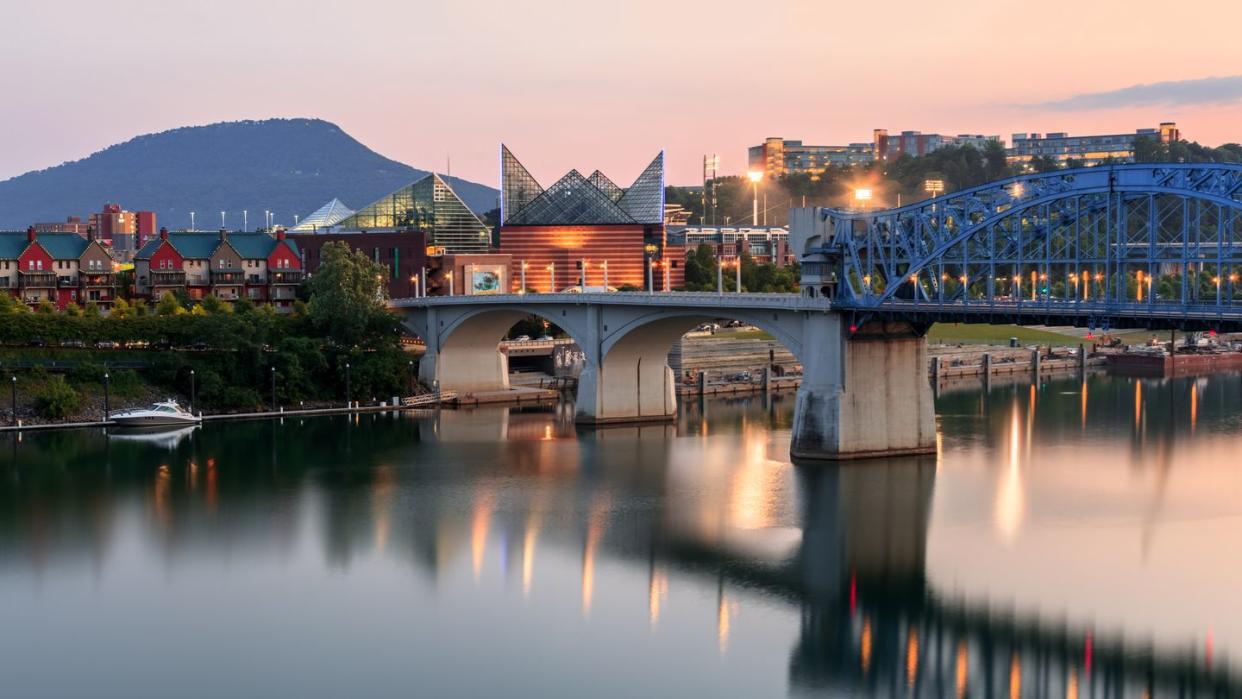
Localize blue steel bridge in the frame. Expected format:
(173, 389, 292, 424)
(797, 163, 1242, 332)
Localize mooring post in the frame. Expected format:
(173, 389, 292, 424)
(1031, 348, 1041, 378)
(982, 353, 992, 384)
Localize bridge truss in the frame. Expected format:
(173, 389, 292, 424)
(817, 163, 1242, 331)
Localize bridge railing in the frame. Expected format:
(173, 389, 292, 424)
(390, 291, 829, 310)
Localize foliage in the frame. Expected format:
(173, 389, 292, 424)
(156, 292, 183, 316)
(306, 241, 401, 348)
(33, 375, 79, 419)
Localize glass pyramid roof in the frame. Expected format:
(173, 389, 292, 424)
(334, 174, 490, 253)
(500, 146, 665, 226)
(292, 198, 355, 232)
(616, 152, 665, 224)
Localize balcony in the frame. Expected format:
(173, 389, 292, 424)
(269, 270, 304, 285)
(80, 273, 115, 288)
(18, 271, 57, 289)
(57, 276, 76, 288)
(150, 270, 187, 287)
(0, 277, 10, 288)
(210, 270, 243, 285)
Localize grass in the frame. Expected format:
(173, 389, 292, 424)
(927, 323, 1081, 346)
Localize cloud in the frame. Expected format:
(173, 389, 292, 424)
(1026, 75, 1242, 110)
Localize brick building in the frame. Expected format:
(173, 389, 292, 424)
(134, 229, 302, 310)
(0, 228, 115, 309)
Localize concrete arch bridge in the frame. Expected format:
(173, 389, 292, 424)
(391, 292, 935, 460)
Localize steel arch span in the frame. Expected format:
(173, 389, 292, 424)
(798, 163, 1242, 331)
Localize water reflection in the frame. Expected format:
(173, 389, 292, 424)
(0, 381, 1240, 697)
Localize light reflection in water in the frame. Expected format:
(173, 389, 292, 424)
(995, 400, 1025, 544)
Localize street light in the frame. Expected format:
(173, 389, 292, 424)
(190, 369, 196, 414)
(580, 259, 589, 289)
(407, 360, 415, 396)
(923, 179, 945, 197)
(748, 171, 763, 225)
(446, 270, 454, 297)
(519, 261, 528, 293)
(9, 375, 15, 426)
(410, 274, 420, 298)
(546, 263, 555, 293)
(103, 371, 110, 421)
(601, 260, 609, 290)
(270, 366, 277, 411)
(853, 188, 873, 210)
(345, 362, 351, 409)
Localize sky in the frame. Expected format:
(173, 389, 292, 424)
(2, 0, 1241, 187)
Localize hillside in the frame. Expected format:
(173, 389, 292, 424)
(0, 118, 498, 229)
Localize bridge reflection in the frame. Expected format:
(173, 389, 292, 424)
(0, 390, 1237, 696)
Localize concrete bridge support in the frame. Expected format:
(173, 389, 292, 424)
(791, 317, 936, 460)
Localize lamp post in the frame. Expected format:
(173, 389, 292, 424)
(747, 171, 762, 225)
(663, 259, 671, 291)
(735, 258, 742, 293)
(189, 211, 196, 231)
(546, 263, 555, 293)
(270, 366, 277, 411)
(103, 372, 110, 421)
(9, 375, 15, 426)
(446, 270, 454, 297)
(345, 362, 351, 409)
(220, 211, 226, 229)
(520, 261, 528, 293)
(717, 257, 724, 294)
(580, 259, 588, 289)
(243, 210, 248, 231)
(189, 369, 196, 414)
(410, 275, 420, 298)
(601, 260, 609, 290)
(407, 360, 415, 396)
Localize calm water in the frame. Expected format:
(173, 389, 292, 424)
(2, 374, 1241, 697)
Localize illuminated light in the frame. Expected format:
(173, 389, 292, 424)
(854, 187, 873, 202)
(1190, 382, 1198, 434)
(648, 567, 668, 628)
(747, 170, 763, 184)
(1011, 182, 1025, 198)
(1209, 329, 1218, 337)
(1067, 669, 1079, 699)
(906, 629, 920, 687)
(860, 618, 873, 672)
(1086, 332, 1094, 339)
(955, 641, 969, 698)
(848, 324, 858, 333)
(849, 573, 857, 615)
(1010, 654, 1022, 699)
(1134, 381, 1142, 430)
(470, 490, 494, 583)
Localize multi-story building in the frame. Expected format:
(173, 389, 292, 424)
(1008, 122, 1180, 166)
(873, 129, 1000, 162)
(0, 228, 115, 309)
(672, 226, 794, 267)
(331, 174, 491, 254)
(748, 138, 875, 179)
(426, 253, 513, 296)
(88, 203, 156, 260)
(291, 230, 428, 300)
(32, 217, 90, 236)
(133, 229, 302, 310)
(498, 146, 679, 291)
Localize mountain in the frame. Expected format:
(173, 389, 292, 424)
(0, 118, 499, 230)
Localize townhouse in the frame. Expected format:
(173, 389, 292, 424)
(134, 229, 302, 310)
(0, 228, 115, 309)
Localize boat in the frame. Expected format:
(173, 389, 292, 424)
(108, 400, 201, 427)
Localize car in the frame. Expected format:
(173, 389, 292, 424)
(512, 335, 532, 342)
(153, 340, 172, 351)
(94, 340, 119, 349)
(59, 339, 85, 348)
(536, 335, 553, 342)
(191, 341, 208, 351)
(124, 340, 149, 349)
(28, 337, 45, 347)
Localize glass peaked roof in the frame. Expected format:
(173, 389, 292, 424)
(586, 170, 623, 202)
(504, 170, 635, 225)
(292, 198, 355, 232)
(500, 146, 665, 226)
(501, 145, 544, 224)
(334, 174, 490, 253)
(616, 152, 665, 224)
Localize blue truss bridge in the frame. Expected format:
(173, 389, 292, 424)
(796, 163, 1242, 332)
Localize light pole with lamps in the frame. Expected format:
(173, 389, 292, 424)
(345, 363, 351, 409)
(747, 171, 763, 225)
(520, 261, 528, 293)
(410, 275, 420, 298)
(220, 211, 226, 229)
(734, 258, 742, 293)
(189, 369, 196, 414)
(270, 366, 277, 411)
(189, 211, 196, 230)
(580, 260, 588, 289)
(446, 270, 454, 296)
(546, 263, 555, 293)
(9, 375, 15, 426)
(717, 256, 724, 294)
(103, 371, 110, 421)
(601, 260, 609, 290)
(407, 360, 415, 396)
(644, 244, 658, 293)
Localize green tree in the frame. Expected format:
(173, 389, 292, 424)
(156, 292, 183, 316)
(306, 241, 395, 348)
(111, 297, 131, 319)
(35, 299, 56, 314)
(33, 375, 79, 419)
(63, 302, 83, 317)
(201, 295, 231, 315)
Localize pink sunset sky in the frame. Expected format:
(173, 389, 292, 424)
(2, 0, 1240, 186)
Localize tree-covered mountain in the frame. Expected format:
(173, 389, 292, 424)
(0, 118, 498, 230)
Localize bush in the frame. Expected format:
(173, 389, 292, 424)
(33, 375, 80, 419)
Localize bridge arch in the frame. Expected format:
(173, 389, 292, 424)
(410, 304, 596, 394)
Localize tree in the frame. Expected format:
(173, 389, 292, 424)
(156, 292, 183, 316)
(33, 375, 79, 419)
(35, 299, 56, 314)
(111, 297, 131, 319)
(63, 302, 82, 317)
(682, 244, 718, 290)
(306, 241, 396, 348)
(201, 295, 231, 315)
(83, 302, 101, 318)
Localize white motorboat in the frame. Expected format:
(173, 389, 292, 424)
(108, 400, 201, 427)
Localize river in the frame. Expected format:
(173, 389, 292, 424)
(1, 372, 1240, 697)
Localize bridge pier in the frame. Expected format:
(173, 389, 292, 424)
(791, 316, 937, 460)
